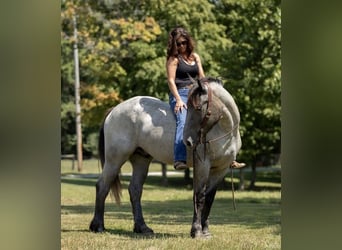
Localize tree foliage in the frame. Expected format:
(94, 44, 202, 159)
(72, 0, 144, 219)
(214, 0, 281, 163)
(61, 0, 281, 163)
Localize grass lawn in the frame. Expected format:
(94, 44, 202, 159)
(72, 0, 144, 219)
(61, 159, 281, 249)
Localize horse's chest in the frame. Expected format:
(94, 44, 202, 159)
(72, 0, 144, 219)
(207, 138, 238, 162)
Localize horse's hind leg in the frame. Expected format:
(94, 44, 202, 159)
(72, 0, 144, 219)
(89, 161, 121, 232)
(128, 152, 154, 234)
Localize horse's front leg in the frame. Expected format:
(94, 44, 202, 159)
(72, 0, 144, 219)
(201, 186, 217, 237)
(190, 146, 210, 238)
(191, 182, 207, 238)
(129, 154, 154, 234)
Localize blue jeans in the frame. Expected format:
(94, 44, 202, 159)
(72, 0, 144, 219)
(169, 89, 189, 162)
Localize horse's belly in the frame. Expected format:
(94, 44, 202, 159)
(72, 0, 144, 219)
(108, 96, 177, 164)
(139, 130, 175, 164)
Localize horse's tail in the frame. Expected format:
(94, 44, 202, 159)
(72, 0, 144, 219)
(98, 110, 122, 205)
(98, 124, 105, 167)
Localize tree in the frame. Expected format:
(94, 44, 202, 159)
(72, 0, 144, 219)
(61, 0, 162, 155)
(214, 0, 281, 188)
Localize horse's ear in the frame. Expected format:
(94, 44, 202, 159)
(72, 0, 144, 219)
(187, 73, 197, 85)
(198, 77, 206, 91)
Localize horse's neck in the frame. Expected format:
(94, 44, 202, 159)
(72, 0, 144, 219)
(211, 84, 240, 126)
(211, 107, 234, 136)
(204, 87, 239, 144)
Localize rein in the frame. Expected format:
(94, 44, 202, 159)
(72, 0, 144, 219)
(194, 82, 239, 149)
(198, 82, 212, 145)
(191, 82, 238, 210)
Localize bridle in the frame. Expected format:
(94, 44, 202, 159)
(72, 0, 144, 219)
(190, 81, 238, 148)
(189, 81, 240, 210)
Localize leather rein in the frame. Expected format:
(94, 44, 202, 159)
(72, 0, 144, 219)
(191, 82, 238, 210)
(194, 82, 238, 148)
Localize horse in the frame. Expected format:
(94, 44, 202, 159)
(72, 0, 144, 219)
(183, 77, 242, 238)
(89, 77, 242, 238)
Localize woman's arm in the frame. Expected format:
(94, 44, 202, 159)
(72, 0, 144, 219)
(166, 57, 186, 113)
(194, 53, 205, 79)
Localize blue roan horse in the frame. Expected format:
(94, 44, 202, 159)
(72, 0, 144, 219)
(89, 77, 242, 238)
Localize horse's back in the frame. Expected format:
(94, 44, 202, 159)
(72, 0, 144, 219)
(104, 96, 175, 163)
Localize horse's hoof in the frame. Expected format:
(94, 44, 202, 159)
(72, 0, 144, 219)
(202, 229, 211, 238)
(190, 229, 202, 238)
(202, 231, 212, 238)
(133, 224, 154, 234)
(191, 228, 212, 239)
(89, 220, 105, 233)
(191, 232, 212, 239)
(191, 232, 203, 238)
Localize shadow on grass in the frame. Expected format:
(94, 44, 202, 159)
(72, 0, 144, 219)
(61, 204, 95, 214)
(61, 174, 281, 192)
(61, 177, 97, 187)
(62, 227, 179, 239)
(60, 175, 191, 191)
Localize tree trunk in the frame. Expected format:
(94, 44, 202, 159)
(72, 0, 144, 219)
(248, 162, 257, 190)
(184, 168, 191, 183)
(238, 169, 245, 190)
(161, 163, 168, 186)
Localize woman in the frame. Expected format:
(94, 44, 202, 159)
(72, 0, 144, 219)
(166, 27, 245, 170)
(166, 27, 204, 170)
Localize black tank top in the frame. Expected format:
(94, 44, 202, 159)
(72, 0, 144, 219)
(175, 57, 199, 88)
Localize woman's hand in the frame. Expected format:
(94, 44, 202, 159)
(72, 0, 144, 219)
(175, 99, 187, 114)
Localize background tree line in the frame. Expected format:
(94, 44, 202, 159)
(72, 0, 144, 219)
(61, 0, 281, 171)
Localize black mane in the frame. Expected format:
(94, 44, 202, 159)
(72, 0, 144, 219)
(199, 76, 223, 86)
(188, 76, 223, 109)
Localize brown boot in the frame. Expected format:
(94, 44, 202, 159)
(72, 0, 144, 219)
(230, 161, 246, 169)
(174, 161, 187, 170)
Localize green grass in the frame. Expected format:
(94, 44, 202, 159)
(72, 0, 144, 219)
(61, 159, 281, 249)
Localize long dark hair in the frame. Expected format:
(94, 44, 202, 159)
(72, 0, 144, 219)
(167, 27, 195, 60)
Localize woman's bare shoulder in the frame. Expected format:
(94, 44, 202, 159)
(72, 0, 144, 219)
(193, 52, 201, 60)
(167, 56, 179, 65)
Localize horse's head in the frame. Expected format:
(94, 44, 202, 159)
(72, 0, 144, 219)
(184, 77, 224, 148)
